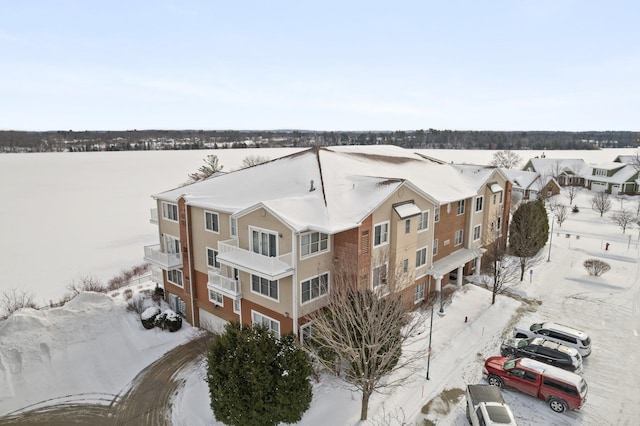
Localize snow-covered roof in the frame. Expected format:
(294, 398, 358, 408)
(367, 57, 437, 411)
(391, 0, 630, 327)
(154, 146, 484, 234)
(588, 163, 638, 184)
(501, 169, 540, 191)
(394, 203, 421, 219)
(525, 158, 591, 178)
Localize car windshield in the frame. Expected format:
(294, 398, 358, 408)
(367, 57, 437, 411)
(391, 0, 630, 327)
(503, 359, 516, 370)
(517, 338, 530, 348)
(486, 406, 514, 424)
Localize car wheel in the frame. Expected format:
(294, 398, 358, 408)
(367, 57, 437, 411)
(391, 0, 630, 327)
(487, 374, 503, 388)
(549, 397, 568, 413)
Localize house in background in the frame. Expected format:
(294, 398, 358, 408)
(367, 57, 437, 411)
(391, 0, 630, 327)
(522, 155, 640, 195)
(500, 169, 561, 202)
(143, 146, 511, 338)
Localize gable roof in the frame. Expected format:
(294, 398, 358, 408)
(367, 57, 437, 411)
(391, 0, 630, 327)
(153, 145, 487, 234)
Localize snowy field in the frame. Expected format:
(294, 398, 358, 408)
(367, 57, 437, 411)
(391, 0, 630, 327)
(1, 147, 639, 425)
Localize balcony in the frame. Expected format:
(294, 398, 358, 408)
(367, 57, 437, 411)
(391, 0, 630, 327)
(151, 267, 164, 284)
(150, 208, 158, 224)
(143, 244, 182, 269)
(207, 270, 242, 298)
(217, 239, 294, 280)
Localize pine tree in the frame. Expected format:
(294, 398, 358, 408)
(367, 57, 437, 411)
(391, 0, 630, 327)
(206, 322, 312, 426)
(509, 199, 549, 280)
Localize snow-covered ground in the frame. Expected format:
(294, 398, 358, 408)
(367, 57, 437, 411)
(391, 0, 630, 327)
(1, 148, 639, 424)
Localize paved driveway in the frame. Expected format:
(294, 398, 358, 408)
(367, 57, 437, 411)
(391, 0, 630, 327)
(0, 332, 212, 426)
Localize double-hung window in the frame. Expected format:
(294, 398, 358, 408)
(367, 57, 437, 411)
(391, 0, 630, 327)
(457, 200, 465, 215)
(475, 196, 483, 213)
(372, 264, 388, 288)
(418, 211, 429, 231)
(301, 273, 329, 304)
(163, 234, 180, 254)
(454, 229, 464, 246)
(373, 222, 389, 247)
(414, 282, 425, 303)
(434, 206, 440, 222)
(162, 202, 178, 221)
(206, 247, 220, 268)
(432, 239, 439, 256)
(230, 217, 237, 237)
(416, 247, 427, 268)
(300, 232, 329, 258)
(251, 274, 278, 300)
(205, 211, 219, 233)
(473, 225, 481, 241)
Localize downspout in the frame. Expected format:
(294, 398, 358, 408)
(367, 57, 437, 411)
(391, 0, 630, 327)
(292, 230, 299, 336)
(185, 203, 196, 327)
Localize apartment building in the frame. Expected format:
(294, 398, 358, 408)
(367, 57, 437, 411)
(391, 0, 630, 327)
(144, 146, 511, 337)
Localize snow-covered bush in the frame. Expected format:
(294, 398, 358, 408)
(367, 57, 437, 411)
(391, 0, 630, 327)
(141, 306, 161, 329)
(155, 309, 182, 332)
(584, 258, 611, 277)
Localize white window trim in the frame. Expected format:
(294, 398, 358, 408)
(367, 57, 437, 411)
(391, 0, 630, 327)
(417, 210, 429, 232)
(433, 239, 439, 256)
(372, 263, 388, 288)
(455, 229, 464, 246)
(475, 196, 484, 213)
(166, 269, 183, 287)
(434, 206, 440, 222)
(473, 224, 482, 242)
(299, 322, 313, 345)
(250, 274, 280, 302)
(252, 310, 280, 337)
(161, 201, 179, 222)
(206, 246, 220, 269)
(299, 231, 330, 259)
(208, 288, 224, 307)
(204, 210, 220, 234)
(456, 200, 465, 215)
(373, 221, 390, 248)
(300, 272, 330, 305)
(163, 233, 180, 254)
(414, 282, 425, 304)
(416, 246, 428, 268)
(230, 216, 238, 237)
(249, 226, 279, 257)
(233, 299, 241, 314)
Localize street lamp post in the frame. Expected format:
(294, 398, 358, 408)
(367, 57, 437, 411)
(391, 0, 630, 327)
(547, 215, 555, 262)
(426, 302, 434, 380)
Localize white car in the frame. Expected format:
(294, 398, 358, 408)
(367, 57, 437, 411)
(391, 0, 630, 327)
(514, 322, 591, 357)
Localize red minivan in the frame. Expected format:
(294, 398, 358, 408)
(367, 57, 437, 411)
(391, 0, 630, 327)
(484, 356, 588, 413)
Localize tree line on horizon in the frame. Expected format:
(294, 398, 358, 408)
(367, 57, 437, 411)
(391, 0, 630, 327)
(1, 129, 638, 153)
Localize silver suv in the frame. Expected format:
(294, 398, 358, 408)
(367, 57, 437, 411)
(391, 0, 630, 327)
(513, 322, 591, 357)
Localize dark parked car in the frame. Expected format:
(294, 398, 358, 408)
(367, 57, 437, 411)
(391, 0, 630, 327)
(500, 337, 583, 374)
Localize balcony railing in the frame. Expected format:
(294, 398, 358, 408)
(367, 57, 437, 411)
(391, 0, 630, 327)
(207, 270, 242, 298)
(143, 244, 182, 269)
(217, 239, 294, 280)
(149, 208, 158, 224)
(151, 267, 164, 284)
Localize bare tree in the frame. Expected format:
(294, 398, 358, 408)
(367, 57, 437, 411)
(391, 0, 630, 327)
(490, 150, 522, 169)
(482, 212, 520, 304)
(565, 185, 582, 205)
(187, 154, 223, 182)
(1, 289, 38, 320)
(610, 209, 634, 233)
(591, 192, 612, 217)
(550, 203, 568, 227)
(66, 275, 104, 296)
(306, 259, 424, 421)
(240, 154, 270, 168)
(584, 259, 611, 276)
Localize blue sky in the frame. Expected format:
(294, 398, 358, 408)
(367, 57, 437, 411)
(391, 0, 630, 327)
(1, 1, 638, 132)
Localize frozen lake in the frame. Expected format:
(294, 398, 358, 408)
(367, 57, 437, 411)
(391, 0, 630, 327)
(0, 146, 636, 305)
